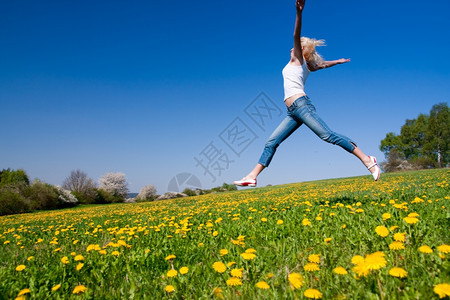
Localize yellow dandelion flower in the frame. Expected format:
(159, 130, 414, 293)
(324, 237, 332, 243)
(403, 217, 419, 224)
(74, 255, 84, 261)
(375, 226, 389, 237)
(213, 231, 218, 237)
(333, 267, 348, 275)
(61, 256, 69, 264)
(227, 261, 236, 267)
(266, 273, 274, 279)
(245, 248, 256, 253)
(99, 250, 107, 255)
(17, 288, 30, 296)
(288, 273, 303, 289)
(308, 254, 321, 263)
(212, 262, 226, 273)
(198, 243, 204, 247)
(434, 283, 450, 299)
(389, 267, 407, 278)
(220, 249, 228, 256)
(389, 241, 405, 250)
(231, 268, 244, 278)
(408, 212, 419, 218)
(261, 217, 268, 222)
(352, 263, 370, 277)
(179, 267, 188, 274)
(76, 263, 84, 271)
(302, 218, 311, 226)
(351, 255, 364, 265)
(437, 244, 450, 254)
(241, 252, 256, 260)
(418, 245, 433, 253)
(111, 251, 120, 256)
(52, 284, 61, 291)
(27, 256, 34, 261)
(226, 277, 242, 286)
(165, 254, 176, 261)
(72, 285, 87, 294)
(390, 225, 399, 231)
(167, 269, 178, 277)
(365, 252, 387, 270)
(165, 285, 175, 293)
(393, 232, 406, 242)
(256, 281, 270, 289)
(304, 288, 322, 299)
(304, 263, 320, 272)
(277, 219, 284, 225)
(16, 265, 26, 271)
(382, 213, 391, 220)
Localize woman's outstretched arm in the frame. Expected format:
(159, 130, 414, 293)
(292, 0, 305, 64)
(308, 58, 351, 71)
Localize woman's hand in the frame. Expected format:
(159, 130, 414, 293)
(296, 0, 305, 13)
(337, 58, 351, 64)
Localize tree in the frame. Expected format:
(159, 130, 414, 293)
(62, 170, 97, 204)
(379, 102, 448, 171)
(425, 103, 449, 168)
(137, 185, 157, 201)
(0, 169, 30, 187)
(98, 172, 129, 200)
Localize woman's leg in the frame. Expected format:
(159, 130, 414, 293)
(293, 99, 379, 177)
(242, 114, 301, 181)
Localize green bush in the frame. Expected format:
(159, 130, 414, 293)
(24, 180, 61, 210)
(0, 168, 30, 187)
(0, 188, 31, 216)
(183, 188, 197, 197)
(95, 189, 122, 204)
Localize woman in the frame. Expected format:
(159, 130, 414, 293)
(233, 0, 380, 187)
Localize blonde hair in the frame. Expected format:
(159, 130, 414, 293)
(301, 37, 325, 67)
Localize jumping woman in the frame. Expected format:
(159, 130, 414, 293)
(233, 0, 380, 187)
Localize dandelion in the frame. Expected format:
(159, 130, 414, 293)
(165, 254, 176, 261)
(333, 267, 348, 275)
(389, 267, 407, 278)
(277, 219, 284, 225)
(226, 277, 242, 286)
(390, 225, 399, 231)
(304, 263, 320, 272)
(179, 267, 188, 274)
(227, 261, 236, 267)
(288, 273, 303, 289)
(375, 226, 389, 237)
(403, 217, 419, 224)
(99, 250, 107, 255)
(365, 252, 387, 270)
(111, 251, 120, 256)
(167, 269, 178, 277)
(17, 288, 31, 296)
(213, 231, 218, 237)
(74, 255, 84, 261)
(241, 252, 256, 260)
(212, 262, 226, 273)
(302, 218, 311, 226)
(198, 243, 204, 247)
(245, 248, 256, 253)
(76, 263, 84, 271)
(382, 213, 391, 220)
(408, 212, 419, 218)
(304, 288, 322, 299)
(256, 281, 270, 289)
(231, 268, 244, 278)
(434, 283, 450, 299)
(27, 256, 34, 261)
(261, 217, 268, 222)
(308, 254, 320, 263)
(352, 263, 370, 277)
(324, 237, 332, 243)
(351, 255, 365, 265)
(266, 273, 274, 279)
(220, 249, 228, 256)
(165, 285, 175, 293)
(72, 285, 87, 294)
(61, 256, 69, 264)
(389, 241, 405, 250)
(393, 232, 406, 242)
(52, 284, 61, 291)
(418, 245, 433, 253)
(437, 244, 450, 254)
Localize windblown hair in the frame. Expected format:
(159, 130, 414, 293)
(301, 37, 325, 67)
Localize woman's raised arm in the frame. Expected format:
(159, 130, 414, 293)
(292, 0, 305, 64)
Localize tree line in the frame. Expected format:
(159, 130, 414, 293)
(379, 103, 449, 172)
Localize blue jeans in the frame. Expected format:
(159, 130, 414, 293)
(258, 95, 356, 167)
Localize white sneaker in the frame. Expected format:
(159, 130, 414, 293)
(233, 178, 257, 187)
(367, 156, 381, 181)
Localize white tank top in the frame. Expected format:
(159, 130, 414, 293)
(282, 61, 310, 100)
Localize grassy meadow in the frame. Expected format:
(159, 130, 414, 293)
(1, 169, 449, 299)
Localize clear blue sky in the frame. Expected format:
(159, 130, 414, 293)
(1, 0, 449, 194)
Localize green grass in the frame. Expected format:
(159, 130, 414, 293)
(1, 169, 449, 299)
